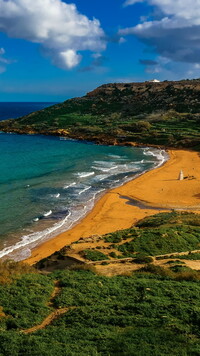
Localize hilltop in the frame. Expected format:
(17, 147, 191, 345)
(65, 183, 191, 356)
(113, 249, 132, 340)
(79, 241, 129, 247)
(0, 79, 200, 148)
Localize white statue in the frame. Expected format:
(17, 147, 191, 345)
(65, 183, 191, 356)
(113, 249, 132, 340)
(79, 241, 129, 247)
(178, 170, 184, 180)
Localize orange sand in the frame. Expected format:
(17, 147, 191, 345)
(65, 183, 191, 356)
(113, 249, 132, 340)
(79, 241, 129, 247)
(25, 149, 200, 265)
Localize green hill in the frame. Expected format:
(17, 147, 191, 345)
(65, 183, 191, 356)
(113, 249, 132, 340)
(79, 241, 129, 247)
(0, 79, 200, 148)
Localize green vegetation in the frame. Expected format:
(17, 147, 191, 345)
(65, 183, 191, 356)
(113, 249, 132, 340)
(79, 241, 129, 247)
(1, 212, 200, 354)
(0, 80, 200, 149)
(169, 252, 200, 260)
(136, 211, 200, 228)
(132, 255, 154, 264)
(1, 264, 200, 355)
(101, 212, 200, 257)
(0, 268, 54, 330)
(82, 249, 109, 261)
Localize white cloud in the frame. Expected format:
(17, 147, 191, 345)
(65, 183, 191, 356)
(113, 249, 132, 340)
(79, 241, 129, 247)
(124, 0, 144, 7)
(121, 0, 200, 67)
(0, 0, 106, 69)
(0, 47, 5, 55)
(53, 50, 82, 69)
(0, 47, 12, 73)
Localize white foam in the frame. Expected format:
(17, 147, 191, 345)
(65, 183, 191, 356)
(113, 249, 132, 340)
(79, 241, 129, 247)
(63, 182, 76, 189)
(50, 193, 60, 198)
(0, 147, 168, 261)
(43, 210, 52, 217)
(92, 165, 118, 172)
(0, 186, 108, 261)
(93, 160, 115, 166)
(93, 174, 109, 181)
(143, 148, 167, 167)
(108, 154, 122, 159)
(0, 211, 72, 259)
(76, 172, 95, 178)
(33, 218, 39, 222)
(78, 186, 91, 195)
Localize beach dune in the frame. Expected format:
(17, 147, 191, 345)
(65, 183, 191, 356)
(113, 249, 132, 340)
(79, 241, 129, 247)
(25, 149, 200, 265)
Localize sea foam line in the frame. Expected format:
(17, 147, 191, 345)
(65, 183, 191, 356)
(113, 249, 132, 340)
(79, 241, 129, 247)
(0, 211, 72, 259)
(78, 186, 91, 195)
(0, 188, 107, 260)
(63, 182, 76, 189)
(76, 172, 95, 178)
(92, 165, 118, 172)
(0, 147, 168, 261)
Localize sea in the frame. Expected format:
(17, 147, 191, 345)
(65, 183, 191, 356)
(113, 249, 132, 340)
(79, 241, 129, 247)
(0, 102, 168, 261)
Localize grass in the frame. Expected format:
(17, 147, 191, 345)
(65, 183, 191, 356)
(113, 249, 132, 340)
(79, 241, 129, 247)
(1, 212, 200, 354)
(168, 253, 200, 260)
(82, 249, 109, 261)
(102, 212, 200, 258)
(1, 265, 200, 355)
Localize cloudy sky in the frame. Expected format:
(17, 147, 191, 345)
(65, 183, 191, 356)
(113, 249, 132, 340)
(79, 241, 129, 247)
(0, 0, 200, 101)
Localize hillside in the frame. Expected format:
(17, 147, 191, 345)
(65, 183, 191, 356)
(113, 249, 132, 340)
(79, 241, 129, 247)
(1, 212, 200, 355)
(0, 79, 200, 148)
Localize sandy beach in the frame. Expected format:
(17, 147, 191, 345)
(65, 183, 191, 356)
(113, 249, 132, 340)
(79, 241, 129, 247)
(25, 149, 200, 265)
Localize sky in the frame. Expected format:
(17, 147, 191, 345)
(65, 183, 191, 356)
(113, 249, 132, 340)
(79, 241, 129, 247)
(0, 0, 200, 101)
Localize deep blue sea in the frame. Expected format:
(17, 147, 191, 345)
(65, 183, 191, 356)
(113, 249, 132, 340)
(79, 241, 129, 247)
(0, 102, 57, 121)
(0, 103, 167, 261)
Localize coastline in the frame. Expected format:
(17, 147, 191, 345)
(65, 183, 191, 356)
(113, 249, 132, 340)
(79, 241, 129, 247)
(25, 149, 200, 265)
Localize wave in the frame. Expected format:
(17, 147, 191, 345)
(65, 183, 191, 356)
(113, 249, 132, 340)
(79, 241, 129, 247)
(78, 186, 91, 195)
(63, 182, 76, 189)
(92, 165, 118, 172)
(0, 145, 168, 261)
(143, 148, 167, 167)
(43, 210, 52, 217)
(76, 172, 95, 178)
(0, 186, 108, 260)
(93, 160, 116, 166)
(50, 193, 60, 198)
(108, 154, 122, 159)
(92, 174, 109, 181)
(0, 211, 72, 259)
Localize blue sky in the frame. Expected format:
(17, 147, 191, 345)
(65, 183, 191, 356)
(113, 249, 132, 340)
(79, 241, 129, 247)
(0, 0, 200, 101)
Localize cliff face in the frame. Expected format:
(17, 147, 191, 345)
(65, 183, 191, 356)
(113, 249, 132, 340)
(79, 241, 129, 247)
(0, 79, 200, 149)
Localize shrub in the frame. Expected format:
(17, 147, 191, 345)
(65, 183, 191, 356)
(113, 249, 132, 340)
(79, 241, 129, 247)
(133, 256, 154, 264)
(82, 249, 109, 261)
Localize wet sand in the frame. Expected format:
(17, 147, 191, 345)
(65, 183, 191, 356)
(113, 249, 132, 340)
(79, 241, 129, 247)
(25, 149, 200, 265)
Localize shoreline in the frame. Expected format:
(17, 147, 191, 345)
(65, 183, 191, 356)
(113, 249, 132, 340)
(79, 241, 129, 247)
(25, 149, 200, 265)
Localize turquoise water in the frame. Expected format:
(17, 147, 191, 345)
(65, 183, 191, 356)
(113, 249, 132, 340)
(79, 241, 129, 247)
(0, 132, 167, 261)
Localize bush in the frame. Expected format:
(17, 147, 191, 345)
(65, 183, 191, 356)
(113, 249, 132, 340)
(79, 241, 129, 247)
(109, 252, 117, 258)
(82, 249, 109, 261)
(133, 256, 154, 264)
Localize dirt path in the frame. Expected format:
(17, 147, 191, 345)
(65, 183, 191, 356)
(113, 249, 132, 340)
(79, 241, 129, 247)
(21, 307, 75, 334)
(154, 249, 200, 260)
(21, 280, 76, 334)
